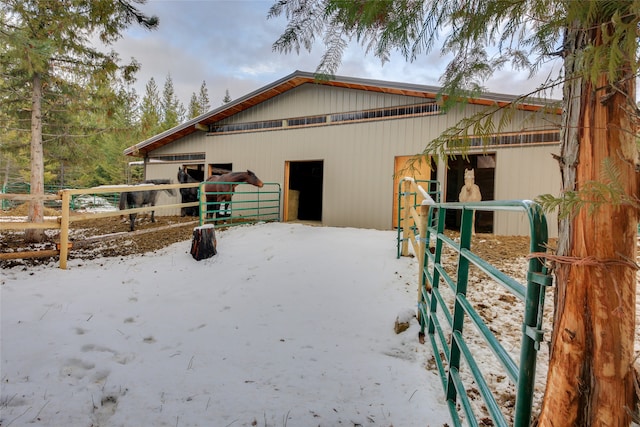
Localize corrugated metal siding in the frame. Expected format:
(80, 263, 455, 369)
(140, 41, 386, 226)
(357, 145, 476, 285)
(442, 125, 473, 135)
(493, 144, 560, 236)
(219, 84, 434, 124)
(145, 83, 561, 234)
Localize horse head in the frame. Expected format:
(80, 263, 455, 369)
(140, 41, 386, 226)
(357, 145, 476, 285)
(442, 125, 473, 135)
(246, 170, 264, 188)
(464, 168, 475, 181)
(178, 167, 187, 183)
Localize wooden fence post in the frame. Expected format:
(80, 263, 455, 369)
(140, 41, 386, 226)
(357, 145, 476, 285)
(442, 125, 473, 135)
(59, 190, 71, 269)
(401, 180, 412, 257)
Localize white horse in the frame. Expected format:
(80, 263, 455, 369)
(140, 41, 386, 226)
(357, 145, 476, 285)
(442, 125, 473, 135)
(458, 169, 482, 233)
(459, 168, 482, 203)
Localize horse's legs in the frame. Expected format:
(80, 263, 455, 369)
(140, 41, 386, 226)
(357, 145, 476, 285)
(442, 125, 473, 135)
(180, 189, 187, 217)
(129, 213, 136, 232)
(150, 210, 156, 223)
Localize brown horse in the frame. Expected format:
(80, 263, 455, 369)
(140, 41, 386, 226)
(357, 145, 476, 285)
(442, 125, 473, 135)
(203, 170, 264, 219)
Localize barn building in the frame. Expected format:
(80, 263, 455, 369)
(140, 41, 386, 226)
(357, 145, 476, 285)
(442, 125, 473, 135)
(124, 70, 561, 236)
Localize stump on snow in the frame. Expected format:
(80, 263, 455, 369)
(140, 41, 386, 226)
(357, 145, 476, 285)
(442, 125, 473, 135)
(394, 309, 416, 334)
(190, 225, 217, 260)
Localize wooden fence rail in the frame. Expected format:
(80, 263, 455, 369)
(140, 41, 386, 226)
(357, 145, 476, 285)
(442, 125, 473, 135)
(1, 183, 192, 269)
(396, 178, 438, 294)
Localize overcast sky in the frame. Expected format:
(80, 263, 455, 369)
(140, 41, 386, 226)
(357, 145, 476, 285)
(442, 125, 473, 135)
(108, 0, 563, 109)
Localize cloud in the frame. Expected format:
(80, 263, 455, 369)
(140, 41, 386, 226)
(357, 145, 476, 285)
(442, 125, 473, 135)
(107, 0, 559, 109)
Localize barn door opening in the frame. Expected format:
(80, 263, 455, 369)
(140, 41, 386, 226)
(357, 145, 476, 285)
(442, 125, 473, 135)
(284, 160, 323, 222)
(181, 164, 205, 181)
(208, 163, 232, 177)
(445, 154, 496, 233)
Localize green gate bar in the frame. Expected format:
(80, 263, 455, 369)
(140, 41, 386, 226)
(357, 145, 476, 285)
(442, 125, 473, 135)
(199, 182, 281, 227)
(415, 200, 551, 427)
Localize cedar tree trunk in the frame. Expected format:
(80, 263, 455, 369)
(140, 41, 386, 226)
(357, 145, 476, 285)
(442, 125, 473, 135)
(538, 25, 638, 426)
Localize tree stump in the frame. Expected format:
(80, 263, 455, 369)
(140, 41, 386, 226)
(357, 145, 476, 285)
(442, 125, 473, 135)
(190, 225, 217, 260)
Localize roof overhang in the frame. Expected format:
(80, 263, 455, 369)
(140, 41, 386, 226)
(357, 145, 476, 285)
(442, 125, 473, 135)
(124, 70, 558, 157)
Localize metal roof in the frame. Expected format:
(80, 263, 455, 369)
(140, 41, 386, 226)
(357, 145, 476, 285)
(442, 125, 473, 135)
(124, 70, 554, 157)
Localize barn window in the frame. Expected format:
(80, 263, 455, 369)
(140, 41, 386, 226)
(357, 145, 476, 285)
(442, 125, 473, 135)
(211, 120, 283, 133)
(451, 130, 560, 148)
(288, 116, 327, 126)
(149, 153, 205, 162)
(208, 101, 441, 135)
(331, 101, 439, 123)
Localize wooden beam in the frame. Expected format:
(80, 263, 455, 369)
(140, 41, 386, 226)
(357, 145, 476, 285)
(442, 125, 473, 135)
(0, 249, 59, 260)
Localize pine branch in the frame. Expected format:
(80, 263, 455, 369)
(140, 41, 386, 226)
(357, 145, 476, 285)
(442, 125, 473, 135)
(536, 158, 640, 219)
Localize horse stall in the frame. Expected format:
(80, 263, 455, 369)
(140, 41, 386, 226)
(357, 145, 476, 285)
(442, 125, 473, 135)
(445, 155, 496, 233)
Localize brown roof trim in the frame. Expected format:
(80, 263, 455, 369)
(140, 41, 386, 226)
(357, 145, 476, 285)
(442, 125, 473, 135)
(124, 70, 558, 157)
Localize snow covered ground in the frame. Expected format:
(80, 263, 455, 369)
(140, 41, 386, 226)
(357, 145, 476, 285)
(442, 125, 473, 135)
(1, 222, 452, 427)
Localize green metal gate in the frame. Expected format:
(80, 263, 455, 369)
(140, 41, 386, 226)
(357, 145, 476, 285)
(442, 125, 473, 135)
(200, 181, 281, 227)
(416, 200, 552, 426)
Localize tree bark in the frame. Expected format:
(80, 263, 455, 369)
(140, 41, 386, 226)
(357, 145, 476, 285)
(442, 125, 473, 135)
(25, 73, 45, 243)
(538, 25, 638, 426)
(190, 225, 217, 260)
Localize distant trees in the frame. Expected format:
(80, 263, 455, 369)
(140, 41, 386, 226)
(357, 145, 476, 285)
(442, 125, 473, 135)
(161, 73, 185, 130)
(188, 81, 211, 118)
(0, 0, 158, 242)
(0, 0, 223, 229)
(222, 89, 232, 104)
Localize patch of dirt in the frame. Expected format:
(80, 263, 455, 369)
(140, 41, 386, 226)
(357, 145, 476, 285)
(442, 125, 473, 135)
(1, 204, 556, 268)
(1, 206, 199, 268)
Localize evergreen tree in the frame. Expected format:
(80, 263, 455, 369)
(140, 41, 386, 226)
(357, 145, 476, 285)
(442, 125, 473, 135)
(160, 73, 185, 130)
(187, 81, 211, 118)
(198, 81, 211, 112)
(0, 0, 158, 242)
(188, 92, 200, 119)
(222, 89, 232, 104)
(78, 84, 140, 187)
(269, 1, 638, 425)
(140, 77, 162, 137)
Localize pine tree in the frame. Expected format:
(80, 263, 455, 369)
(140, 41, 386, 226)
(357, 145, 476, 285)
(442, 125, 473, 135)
(269, 1, 639, 425)
(198, 81, 211, 112)
(140, 77, 162, 137)
(222, 89, 232, 104)
(187, 81, 211, 118)
(78, 84, 140, 187)
(160, 73, 185, 131)
(0, 0, 158, 242)
(188, 92, 200, 119)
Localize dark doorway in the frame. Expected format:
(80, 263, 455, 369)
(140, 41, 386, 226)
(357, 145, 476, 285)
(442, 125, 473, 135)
(208, 163, 233, 177)
(445, 154, 496, 233)
(286, 160, 323, 221)
(182, 164, 205, 182)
